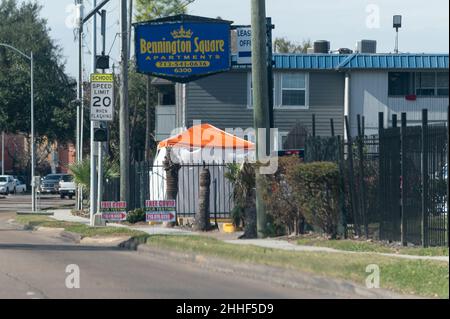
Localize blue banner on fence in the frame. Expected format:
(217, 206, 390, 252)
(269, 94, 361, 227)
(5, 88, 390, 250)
(135, 20, 231, 82)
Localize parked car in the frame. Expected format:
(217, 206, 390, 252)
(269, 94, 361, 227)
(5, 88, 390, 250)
(59, 175, 76, 199)
(39, 174, 69, 194)
(0, 175, 16, 195)
(14, 179, 27, 193)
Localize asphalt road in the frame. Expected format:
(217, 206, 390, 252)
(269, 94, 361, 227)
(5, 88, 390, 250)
(0, 193, 74, 213)
(0, 197, 339, 299)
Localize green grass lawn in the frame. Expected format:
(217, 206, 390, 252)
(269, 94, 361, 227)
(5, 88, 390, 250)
(15, 215, 149, 239)
(295, 238, 449, 257)
(146, 235, 449, 299)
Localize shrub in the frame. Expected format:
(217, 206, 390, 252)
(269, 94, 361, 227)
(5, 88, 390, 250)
(127, 208, 146, 224)
(261, 156, 305, 236)
(293, 162, 341, 238)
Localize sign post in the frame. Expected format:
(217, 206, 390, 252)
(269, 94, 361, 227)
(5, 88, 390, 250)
(100, 201, 127, 222)
(145, 200, 177, 223)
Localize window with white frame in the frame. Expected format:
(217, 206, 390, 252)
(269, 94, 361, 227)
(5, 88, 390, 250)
(247, 73, 275, 108)
(281, 73, 308, 108)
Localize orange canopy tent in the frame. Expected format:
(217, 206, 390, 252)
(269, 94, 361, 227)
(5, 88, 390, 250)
(157, 124, 255, 150)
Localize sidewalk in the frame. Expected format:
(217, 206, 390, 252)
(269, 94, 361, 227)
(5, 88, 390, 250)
(225, 239, 450, 263)
(50, 209, 194, 236)
(48, 209, 449, 263)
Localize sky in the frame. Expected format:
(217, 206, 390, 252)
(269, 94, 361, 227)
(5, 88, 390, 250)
(29, 0, 450, 78)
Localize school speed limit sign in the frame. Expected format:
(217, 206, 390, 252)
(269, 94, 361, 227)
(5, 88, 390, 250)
(90, 73, 114, 121)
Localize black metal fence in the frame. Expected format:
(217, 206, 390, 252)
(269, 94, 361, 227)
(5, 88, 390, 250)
(305, 109, 448, 247)
(103, 162, 235, 219)
(103, 109, 448, 246)
(377, 111, 448, 247)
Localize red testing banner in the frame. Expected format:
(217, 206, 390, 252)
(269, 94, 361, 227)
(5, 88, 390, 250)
(101, 201, 127, 222)
(145, 200, 177, 223)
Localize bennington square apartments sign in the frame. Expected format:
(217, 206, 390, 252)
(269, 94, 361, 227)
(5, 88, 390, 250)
(134, 14, 232, 83)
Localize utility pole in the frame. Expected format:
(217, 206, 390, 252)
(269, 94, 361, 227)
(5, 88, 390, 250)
(120, 0, 130, 204)
(90, 0, 98, 226)
(76, 0, 84, 211)
(251, 0, 270, 238)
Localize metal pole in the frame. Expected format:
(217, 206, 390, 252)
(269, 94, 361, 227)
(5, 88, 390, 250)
(421, 109, 429, 247)
(120, 0, 130, 204)
(251, 0, 270, 238)
(90, 0, 98, 226)
(98, 10, 106, 215)
(266, 17, 274, 129)
(312, 114, 316, 137)
(401, 112, 407, 246)
(344, 73, 351, 141)
(97, 131, 103, 213)
(128, 0, 133, 61)
(1, 131, 4, 175)
(31, 52, 36, 212)
(77, 15, 83, 210)
(395, 28, 399, 54)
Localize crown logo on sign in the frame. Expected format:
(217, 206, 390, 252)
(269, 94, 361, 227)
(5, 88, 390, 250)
(171, 26, 193, 39)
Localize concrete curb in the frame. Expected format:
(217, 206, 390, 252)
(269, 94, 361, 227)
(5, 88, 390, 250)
(133, 244, 416, 299)
(60, 231, 82, 243)
(13, 220, 83, 244)
(16, 211, 53, 216)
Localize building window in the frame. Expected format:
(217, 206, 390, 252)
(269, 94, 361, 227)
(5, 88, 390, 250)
(416, 72, 436, 96)
(437, 72, 449, 96)
(247, 73, 275, 109)
(415, 72, 449, 97)
(158, 85, 176, 105)
(388, 72, 413, 96)
(281, 73, 308, 108)
(389, 72, 449, 97)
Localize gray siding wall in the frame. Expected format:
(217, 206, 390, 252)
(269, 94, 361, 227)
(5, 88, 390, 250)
(275, 72, 345, 136)
(186, 71, 253, 128)
(185, 71, 345, 137)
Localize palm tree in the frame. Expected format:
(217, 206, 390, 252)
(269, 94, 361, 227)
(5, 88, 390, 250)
(69, 158, 119, 204)
(225, 161, 257, 238)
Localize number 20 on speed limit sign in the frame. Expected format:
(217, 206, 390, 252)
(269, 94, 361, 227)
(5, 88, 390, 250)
(90, 73, 114, 121)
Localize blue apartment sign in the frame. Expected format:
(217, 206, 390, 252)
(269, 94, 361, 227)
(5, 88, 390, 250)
(134, 15, 232, 83)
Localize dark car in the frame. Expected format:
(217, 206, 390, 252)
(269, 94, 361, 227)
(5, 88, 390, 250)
(39, 174, 70, 194)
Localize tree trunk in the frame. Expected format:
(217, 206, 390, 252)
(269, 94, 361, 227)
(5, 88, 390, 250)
(163, 148, 180, 227)
(195, 167, 211, 231)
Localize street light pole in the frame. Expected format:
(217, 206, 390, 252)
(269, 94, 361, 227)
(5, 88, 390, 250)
(90, 0, 98, 226)
(1, 131, 4, 175)
(0, 43, 35, 212)
(31, 51, 36, 212)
